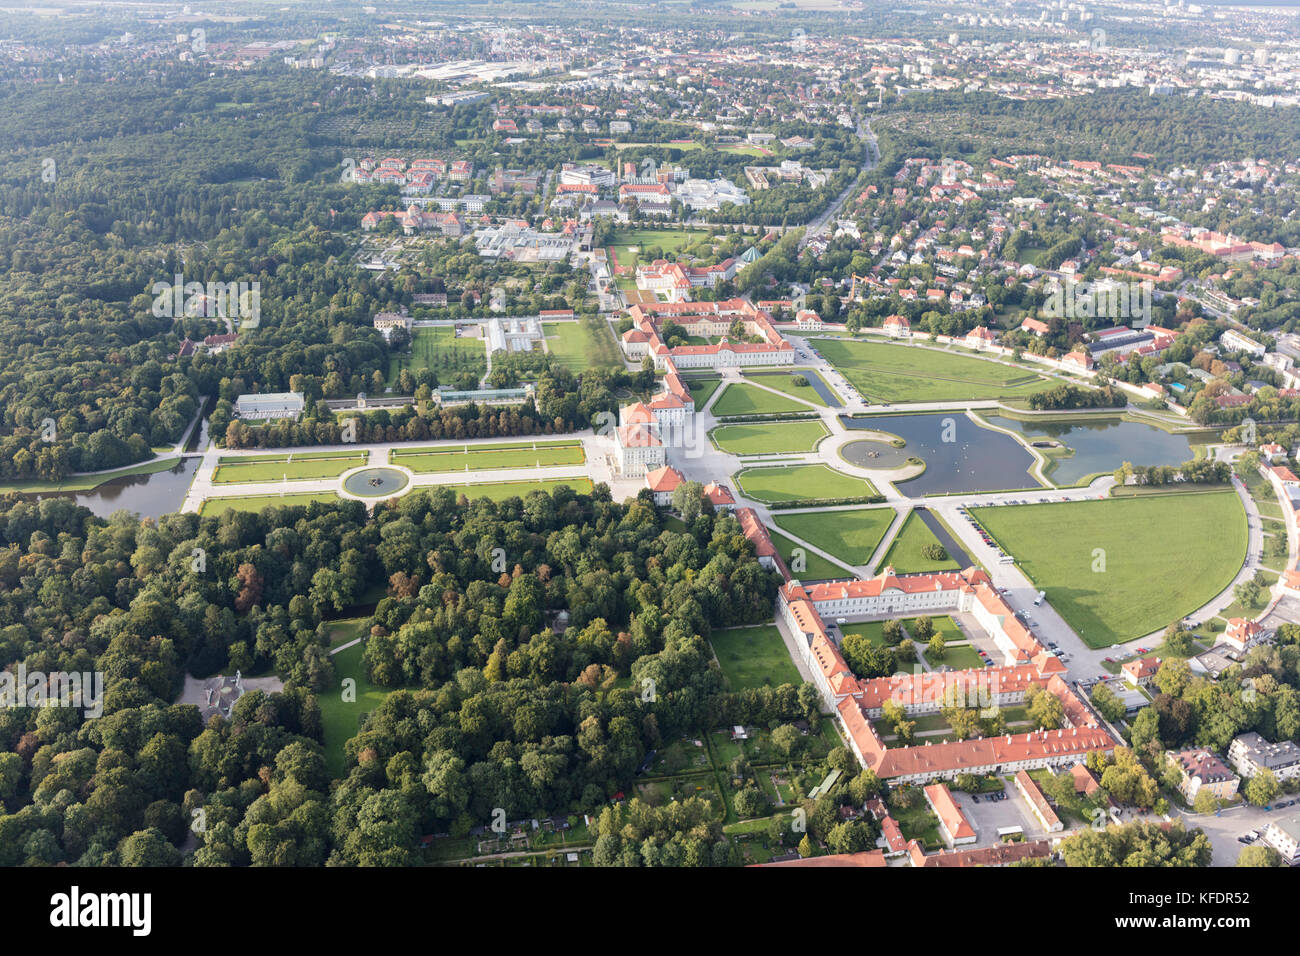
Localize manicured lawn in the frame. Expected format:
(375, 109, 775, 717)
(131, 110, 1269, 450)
(816, 339, 1056, 403)
(212, 452, 368, 483)
(686, 376, 724, 408)
(712, 382, 811, 417)
(970, 491, 1248, 646)
(320, 640, 393, 778)
(609, 227, 712, 255)
(927, 643, 983, 671)
(199, 492, 343, 515)
(388, 325, 487, 385)
(709, 624, 802, 691)
(742, 370, 829, 407)
(773, 507, 897, 565)
(435, 477, 595, 501)
(390, 439, 584, 474)
(711, 420, 828, 455)
(736, 464, 877, 504)
(544, 319, 622, 371)
(766, 525, 853, 580)
(879, 511, 962, 574)
(840, 620, 891, 648)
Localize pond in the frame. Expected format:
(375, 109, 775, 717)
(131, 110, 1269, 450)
(840, 413, 1041, 495)
(19, 457, 200, 520)
(985, 414, 1195, 486)
(342, 467, 410, 497)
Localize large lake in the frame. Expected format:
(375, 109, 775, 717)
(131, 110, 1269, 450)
(985, 414, 1195, 486)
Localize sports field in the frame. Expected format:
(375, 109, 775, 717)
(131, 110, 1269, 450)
(709, 624, 803, 690)
(544, 320, 622, 371)
(773, 507, 897, 566)
(816, 339, 1056, 403)
(712, 382, 811, 417)
(736, 464, 877, 503)
(212, 451, 368, 484)
(388, 325, 487, 385)
(765, 525, 852, 580)
(970, 491, 1248, 646)
(711, 420, 828, 455)
(878, 511, 962, 574)
(390, 439, 585, 474)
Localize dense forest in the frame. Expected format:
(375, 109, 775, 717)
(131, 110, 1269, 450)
(0, 486, 843, 866)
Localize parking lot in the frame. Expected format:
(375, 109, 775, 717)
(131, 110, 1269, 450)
(951, 781, 1055, 846)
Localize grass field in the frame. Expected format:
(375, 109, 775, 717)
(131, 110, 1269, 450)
(433, 477, 594, 501)
(686, 376, 724, 409)
(737, 464, 877, 504)
(879, 511, 962, 574)
(709, 624, 802, 690)
(712, 420, 828, 455)
(388, 325, 486, 385)
(816, 339, 1056, 403)
(320, 637, 393, 778)
(743, 370, 830, 407)
(773, 507, 897, 566)
(970, 491, 1248, 646)
(390, 439, 584, 474)
(609, 227, 712, 256)
(199, 492, 342, 515)
(212, 452, 368, 484)
(544, 319, 622, 371)
(765, 525, 852, 580)
(713, 382, 814, 417)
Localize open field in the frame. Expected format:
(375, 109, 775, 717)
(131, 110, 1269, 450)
(816, 339, 1056, 403)
(199, 492, 343, 515)
(970, 491, 1248, 646)
(212, 452, 368, 484)
(544, 319, 623, 371)
(879, 510, 962, 574)
(765, 525, 851, 580)
(388, 325, 487, 385)
(773, 507, 896, 566)
(608, 227, 713, 255)
(736, 464, 877, 504)
(712, 420, 828, 455)
(320, 637, 393, 778)
(713, 382, 815, 417)
(390, 439, 585, 474)
(709, 624, 803, 690)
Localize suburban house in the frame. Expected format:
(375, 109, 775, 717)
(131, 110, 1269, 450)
(1121, 657, 1161, 687)
(882, 314, 910, 337)
(1168, 748, 1240, 803)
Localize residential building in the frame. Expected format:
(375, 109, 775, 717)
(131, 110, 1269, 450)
(1262, 813, 1300, 865)
(1169, 748, 1240, 803)
(924, 784, 977, 847)
(1228, 732, 1300, 783)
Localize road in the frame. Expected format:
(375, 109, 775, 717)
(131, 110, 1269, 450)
(798, 117, 876, 249)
